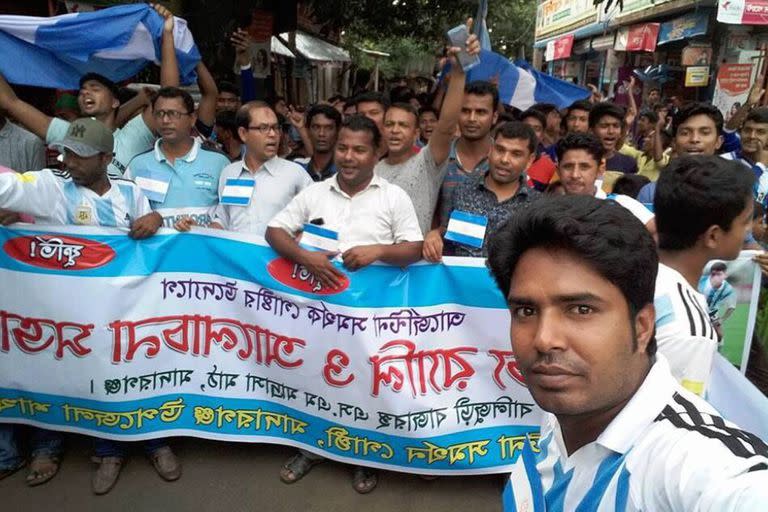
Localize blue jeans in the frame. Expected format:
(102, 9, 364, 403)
(29, 427, 63, 458)
(0, 425, 22, 470)
(94, 438, 168, 458)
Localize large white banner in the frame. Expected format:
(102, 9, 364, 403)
(0, 225, 542, 475)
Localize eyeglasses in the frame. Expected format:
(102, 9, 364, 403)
(247, 124, 281, 134)
(153, 110, 191, 120)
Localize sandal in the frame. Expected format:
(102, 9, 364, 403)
(0, 461, 25, 481)
(279, 453, 323, 484)
(26, 454, 60, 486)
(351, 466, 378, 494)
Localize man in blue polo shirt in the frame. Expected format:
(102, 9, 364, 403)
(126, 88, 230, 228)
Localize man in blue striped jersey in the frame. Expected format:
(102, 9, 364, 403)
(488, 195, 768, 511)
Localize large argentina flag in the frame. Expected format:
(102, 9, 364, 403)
(0, 4, 200, 89)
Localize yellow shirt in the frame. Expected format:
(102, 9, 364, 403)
(619, 145, 670, 182)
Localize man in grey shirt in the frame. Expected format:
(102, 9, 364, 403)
(0, 114, 45, 171)
(374, 27, 479, 234)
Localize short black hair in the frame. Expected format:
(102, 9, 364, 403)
(153, 87, 195, 114)
(532, 103, 558, 116)
(589, 102, 626, 129)
(746, 107, 768, 125)
(307, 104, 342, 129)
(710, 262, 728, 273)
(387, 102, 419, 125)
(520, 108, 547, 128)
(612, 174, 650, 199)
(655, 156, 754, 250)
(465, 80, 500, 110)
(494, 122, 537, 154)
(639, 110, 659, 124)
(566, 100, 592, 115)
(341, 114, 381, 149)
(218, 81, 239, 96)
(235, 101, 273, 131)
(418, 106, 438, 119)
(79, 73, 119, 99)
(672, 102, 724, 136)
(556, 132, 605, 164)
(389, 85, 415, 104)
(215, 110, 238, 138)
(487, 195, 658, 355)
(272, 95, 286, 105)
(327, 94, 345, 104)
(352, 91, 390, 110)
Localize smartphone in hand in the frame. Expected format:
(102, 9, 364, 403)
(446, 24, 480, 73)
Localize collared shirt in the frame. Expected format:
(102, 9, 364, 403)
(126, 138, 230, 228)
(212, 157, 312, 235)
(698, 275, 737, 319)
(375, 145, 447, 235)
(535, 356, 768, 512)
(268, 173, 423, 252)
(446, 174, 540, 257)
(438, 138, 490, 227)
(0, 168, 150, 226)
(0, 121, 45, 172)
(655, 263, 720, 396)
(294, 155, 338, 182)
(47, 115, 155, 178)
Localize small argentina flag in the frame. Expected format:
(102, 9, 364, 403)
(134, 172, 171, 204)
(445, 210, 489, 249)
(300, 223, 340, 253)
(221, 178, 255, 206)
(502, 435, 545, 512)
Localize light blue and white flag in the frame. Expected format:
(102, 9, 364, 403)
(300, 223, 340, 253)
(134, 171, 171, 204)
(0, 4, 200, 89)
(445, 210, 488, 249)
(220, 178, 255, 206)
(474, 0, 492, 51)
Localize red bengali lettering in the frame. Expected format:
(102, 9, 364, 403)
(323, 348, 355, 387)
(267, 257, 350, 295)
(488, 349, 527, 389)
(3, 235, 115, 271)
(0, 310, 93, 359)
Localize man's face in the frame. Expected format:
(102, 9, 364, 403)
(557, 149, 602, 196)
(565, 109, 589, 134)
(522, 117, 544, 144)
(78, 80, 118, 117)
(710, 269, 726, 288)
(357, 101, 386, 132)
(419, 111, 438, 142)
(237, 107, 280, 161)
(546, 110, 561, 134)
(740, 120, 768, 155)
(383, 108, 418, 157)
(309, 113, 339, 154)
(274, 100, 289, 117)
(334, 128, 377, 189)
(715, 197, 753, 261)
(648, 90, 660, 105)
(459, 93, 497, 141)
(637, 116, 652, 135)
(488, 136, 534, 185)
(216, 92, 240, 113)
(155, 97, 195, 144)
(506, 247, 653, 416)
(674, 114, 722, 156)
(63, 149, 110, 187)
(592, 115, 622, 153)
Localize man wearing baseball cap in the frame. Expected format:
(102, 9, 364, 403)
(0, 117, 165, 491)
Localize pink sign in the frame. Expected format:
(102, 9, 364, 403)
(719, 0, 768, 25)
(553, 34, 575, 60)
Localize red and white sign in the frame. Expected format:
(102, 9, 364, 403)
(718, 0, 768, 25)
(621, 23, 660, 52)
(547, 34, 574, 61)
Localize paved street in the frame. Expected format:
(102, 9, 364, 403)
(1, 434, 504, 512)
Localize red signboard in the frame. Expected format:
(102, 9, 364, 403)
(626, 23, 660, 52)
(552, 34, 575, 60)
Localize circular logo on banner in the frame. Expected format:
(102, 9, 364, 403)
(3, 235, 116, 271)
(267, 257, 350, 295)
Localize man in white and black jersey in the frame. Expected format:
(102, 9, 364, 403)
(488, 195, 768, 511)
(654, 156, 755, 396)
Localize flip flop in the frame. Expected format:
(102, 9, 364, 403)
(351, 466, 378, 494)
(26, 455, 60, 487)
(280, 453, 323, 484)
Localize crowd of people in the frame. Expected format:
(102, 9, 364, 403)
(0, 8, 767, 508)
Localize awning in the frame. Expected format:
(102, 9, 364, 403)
(657, 11, 709, 45)
(271, 36, 295, 58)
(534, 22, 611, 49)
(279, 31, 350, 62)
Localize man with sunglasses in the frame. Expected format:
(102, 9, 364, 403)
(126, 87, 230, 228)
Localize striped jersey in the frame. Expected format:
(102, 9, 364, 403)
(0, 168, 150, 227)
(534, 356, 768, 512)
(654, 263, 719, 396)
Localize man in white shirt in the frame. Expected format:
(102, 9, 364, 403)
(0, 118, 162, 490)
(182, 101, 312, 235)
(266, 115, 423, 493)
(487, 195, 768, 512)
(654, 156, 755, 396)
(555, 132, 655, 234)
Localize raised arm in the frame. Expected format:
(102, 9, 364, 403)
(142, 3, 180, 131)
(195, 61, 218, 128)
(726, 82, 765, 132)
(0, 74, 52, 140)
(231, 29, 257, 103)
(288, 106, 313, 156)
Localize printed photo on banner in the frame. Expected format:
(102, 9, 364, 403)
(681, 45, 712, 67)
(699, 251, 762, 372)
(713, 63, 756, 121)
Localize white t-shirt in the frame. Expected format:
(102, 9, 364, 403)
(595, 188, 655, 225)
(0, 168, 151, 227)
(268, 173, 423, 252)
(654, 263, 719, 396)
(533, 356, 768, 512)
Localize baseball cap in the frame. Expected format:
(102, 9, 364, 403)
(50, 117, 114, 157)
